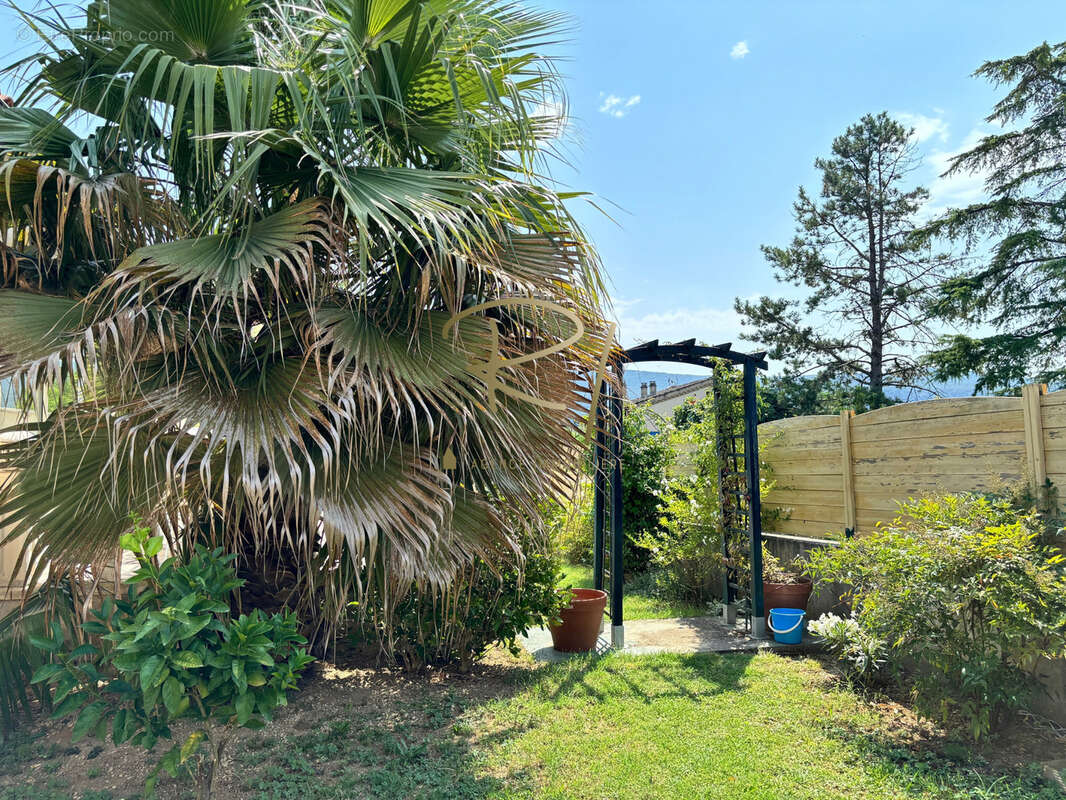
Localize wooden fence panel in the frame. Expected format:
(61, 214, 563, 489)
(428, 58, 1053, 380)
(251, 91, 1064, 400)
(0, 467, 23, 614)
(0, 418, 33, 613)
(758, 386, 1062, 537)
(761, 415, 846, 537)
(1043, 389, 1066, 494)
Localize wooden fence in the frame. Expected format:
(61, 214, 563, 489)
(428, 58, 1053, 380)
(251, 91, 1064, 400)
(760, 383, 1065, 538)
(0, 408, 21, 429)
(0, 466, 20, 615)
(0, 408, 32, 613)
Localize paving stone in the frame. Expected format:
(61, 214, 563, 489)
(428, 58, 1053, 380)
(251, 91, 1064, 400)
(519, 614, 818, 663)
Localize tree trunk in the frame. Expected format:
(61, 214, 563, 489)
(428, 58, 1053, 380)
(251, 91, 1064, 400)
(196, 728, 230, 800)
(197, 761, 215, 800)
(866, 191, 884, 399)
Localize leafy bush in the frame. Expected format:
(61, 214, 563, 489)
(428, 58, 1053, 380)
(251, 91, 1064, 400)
(805, 493, 1066, 739)
(31, 526, 314, 799)
(545, 484, 595, 565)
(545, 406, 672, 574)
(634, 472, 722, 603)
(619, 406, 674, 572)
(358, 533, 567, 671)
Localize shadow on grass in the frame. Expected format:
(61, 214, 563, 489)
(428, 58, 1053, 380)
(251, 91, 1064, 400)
(825, 722, 1065, 800)
(8, 652, 1060, 800)
(520, 650, 756, 707)
(223, 651, 759, 800)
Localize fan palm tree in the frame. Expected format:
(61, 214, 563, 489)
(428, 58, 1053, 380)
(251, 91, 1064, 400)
(0, 0, 611, 649)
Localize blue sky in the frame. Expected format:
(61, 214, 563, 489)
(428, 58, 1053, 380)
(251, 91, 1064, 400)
(529, 0, 1063, 361)
(0, 1, 1061, 365)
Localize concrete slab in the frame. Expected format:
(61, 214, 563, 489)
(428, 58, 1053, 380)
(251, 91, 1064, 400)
(519, 614, 818, 663)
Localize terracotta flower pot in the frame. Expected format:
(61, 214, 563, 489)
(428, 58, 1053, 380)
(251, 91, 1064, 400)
(763, 577, 812, 615)
(549, 588, 608, 652)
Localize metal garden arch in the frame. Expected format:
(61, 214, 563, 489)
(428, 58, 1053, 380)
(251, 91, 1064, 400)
(591, 339, 769, 648)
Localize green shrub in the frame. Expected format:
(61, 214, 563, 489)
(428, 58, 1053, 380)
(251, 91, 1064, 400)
(619, 405, 674, 573)
(545, 484, 595, 565)
(357, 533, 567, 671)
(634, 473, 722, 603)
(551, 406, 673, 573)
(30, 526, 314, 799)
(805, 493, 1066, 739)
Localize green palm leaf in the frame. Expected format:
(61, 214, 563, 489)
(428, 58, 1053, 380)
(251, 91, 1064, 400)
(101, 200, 330, 315)
(0, 108, 80, 162)
(0, 291, 82, 379)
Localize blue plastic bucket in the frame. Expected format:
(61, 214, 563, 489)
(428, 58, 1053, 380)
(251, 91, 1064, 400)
(768, 607, 805, 645)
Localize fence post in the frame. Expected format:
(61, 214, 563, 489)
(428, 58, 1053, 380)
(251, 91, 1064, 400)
(1022, 382, 1048, 505)
(840, 410, 857, 537)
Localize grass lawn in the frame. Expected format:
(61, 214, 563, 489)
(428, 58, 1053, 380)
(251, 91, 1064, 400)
(558, 562, 712, 620)
(2, 651, 1061, 800)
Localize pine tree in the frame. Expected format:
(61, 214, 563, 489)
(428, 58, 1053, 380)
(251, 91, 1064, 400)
(922, 42, 1066, 392)
(736, 112, 953, 402)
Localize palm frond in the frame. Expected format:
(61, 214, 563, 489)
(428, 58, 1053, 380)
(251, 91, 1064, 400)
(0, 580, 78, 741)
(99, 200, 331, 325)
(0, 411, 181, 587)
(0, 0, 613, 660)
(0, 159, 181, 285)
(0, 107, 80, 162)
(0, 291, 82, 379)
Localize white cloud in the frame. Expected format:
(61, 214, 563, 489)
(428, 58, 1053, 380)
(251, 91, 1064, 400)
(883, 113, 1000, 215)
(925, 126, 994, 212)
(610, 299, 746, 372)
(730, 40, 749, 59)
(598, 92, 641, 119)
(608, 295, 804, 374)
(895, 111, 950, 144)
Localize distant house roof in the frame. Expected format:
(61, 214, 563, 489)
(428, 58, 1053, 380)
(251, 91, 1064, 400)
(636, 376, 713, 406)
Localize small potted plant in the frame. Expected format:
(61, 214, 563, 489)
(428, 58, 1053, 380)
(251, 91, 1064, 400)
(762, 547, 812, 614)
(548, 586, 608, 652)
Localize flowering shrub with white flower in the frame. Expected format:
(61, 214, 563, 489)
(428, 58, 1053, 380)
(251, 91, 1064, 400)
(808, 613, 886, 682)
(804, 493, 1066, 740)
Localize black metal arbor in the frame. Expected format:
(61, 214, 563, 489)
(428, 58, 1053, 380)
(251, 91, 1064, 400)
(591, 339, 769, 647)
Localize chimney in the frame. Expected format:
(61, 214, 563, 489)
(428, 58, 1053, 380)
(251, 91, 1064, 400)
(649, 380, 657, 396)
(640, 382, 647, 399)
